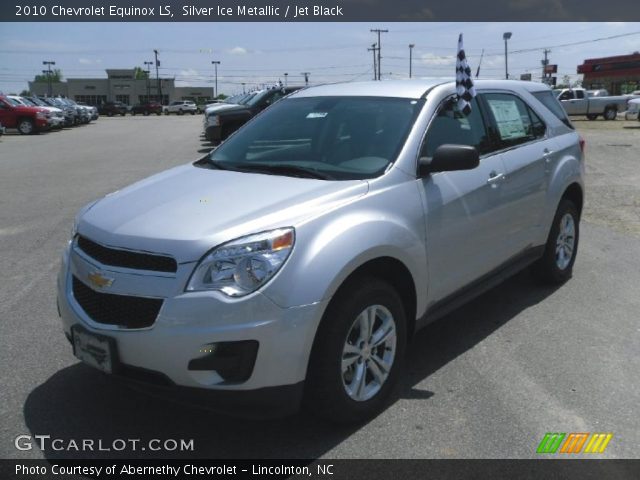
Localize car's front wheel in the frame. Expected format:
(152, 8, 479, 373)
(304, 277, 406, 424)
(532, 199, 580, 284)
(17, 118, 34, 135)
(603, 107, 617, 121)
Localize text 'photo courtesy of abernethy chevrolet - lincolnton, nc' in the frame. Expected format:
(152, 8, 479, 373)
(59, 77, 584, 423)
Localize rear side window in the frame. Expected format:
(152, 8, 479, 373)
(484, 93, 546, 147)
(532, 90, 573, 129)
(421, 97, 491, 158)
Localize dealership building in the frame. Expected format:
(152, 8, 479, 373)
(577, 53, 640, 94)
(28, 69, 214, 105)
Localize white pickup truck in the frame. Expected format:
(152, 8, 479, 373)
(554, 88, 630, 120)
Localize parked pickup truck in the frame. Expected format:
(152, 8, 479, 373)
(554, 88, 629, 120)
(0, 95, 50, 134)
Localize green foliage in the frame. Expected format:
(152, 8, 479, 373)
(134, 67, 150, 80)
(34, 69, 63, 83)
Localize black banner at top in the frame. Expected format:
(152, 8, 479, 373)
(2, 0, 640, 22)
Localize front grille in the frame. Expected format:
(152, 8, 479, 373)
(77, 235, 177, 273)
(72, 276, 163, 329)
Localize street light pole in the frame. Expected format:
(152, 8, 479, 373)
(301, 72, 310, 86)
(409, 44, 415, 79)
(211, 60, 220, 99)
(153, 49, 161, 103)
(143, 61, 153, 102)
(284, 73, 288, 87)
(503, 32, 512, 80)
(42, 60, 55, 96)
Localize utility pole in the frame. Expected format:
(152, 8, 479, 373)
(153, 49, 161, 104)
(284, 72, 288, 87)
(241, 82, 246, 94)
(368, 43, 378, 80)
(370, 29, 388, 80)
(301, 72, 310, 86)
(42, 60, 55, 96)
(211, 60, 220, 99)
(541, 49, 551, 85)
(409, 44, 415, 78)
(143, 61, 153, 102)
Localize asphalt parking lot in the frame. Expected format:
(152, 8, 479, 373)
(0, 115, 638, 462)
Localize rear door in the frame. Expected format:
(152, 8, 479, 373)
(0, 98, 16, 128)
(480, 92, 550, 257)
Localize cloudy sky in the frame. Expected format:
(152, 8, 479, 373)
(1, 22, 639, 95)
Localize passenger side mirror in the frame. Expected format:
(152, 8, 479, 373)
(418, 144, 480, 176)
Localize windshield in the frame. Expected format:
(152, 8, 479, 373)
(6, 97, 22, 106)
(206, 96, 423, 180)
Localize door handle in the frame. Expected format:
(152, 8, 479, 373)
(487, 172, 505, 184)
(543, 149, 554, 163)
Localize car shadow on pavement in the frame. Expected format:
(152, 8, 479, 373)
(23, 270, 561, 460)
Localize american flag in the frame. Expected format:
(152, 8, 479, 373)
(456, 33, 476, 116)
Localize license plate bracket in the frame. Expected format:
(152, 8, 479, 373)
(71, 325, 119, 374)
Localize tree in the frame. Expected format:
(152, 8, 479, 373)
(134, 67, 149, 80)
(20, 90, 31, 96)
(34, 69, 63, 83)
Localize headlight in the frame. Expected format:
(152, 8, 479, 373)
(36, 111, 47, 119)
(186, 228, 295, 297)
(209, 115, 220, 126)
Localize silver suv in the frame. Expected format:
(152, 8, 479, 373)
(57, 80, 584, 423)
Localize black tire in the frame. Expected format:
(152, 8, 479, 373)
(120, 112, 126, 117)
(17, 118, 34, 135)
(131, 111, 136, 116)
(531, 199, 580, 284)
(586, 114, 598, 121)
(107, 111, 114, 117)
(603, 107, 617, 121)
(178, 109, 184, 115)
(304, 277, 407, 424)
(144, 111, 150, 116)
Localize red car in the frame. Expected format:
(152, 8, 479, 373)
(0, 95, 49, 134)
(131, 102, 163, 116)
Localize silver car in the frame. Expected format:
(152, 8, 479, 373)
(57, 80, 585, 423)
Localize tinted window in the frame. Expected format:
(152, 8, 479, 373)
(421, 97, 490, 158)
(484, 93, 545, 147)
(207, 96, 423, 180)
(531, 90, 573, 129)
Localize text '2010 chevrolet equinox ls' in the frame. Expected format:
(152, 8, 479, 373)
(58, 80, 584, 423)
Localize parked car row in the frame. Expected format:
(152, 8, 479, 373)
(203, 86, 302, 143)
(0, 94, 98, 134)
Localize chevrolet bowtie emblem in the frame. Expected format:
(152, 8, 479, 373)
(87, 271, 114, 289)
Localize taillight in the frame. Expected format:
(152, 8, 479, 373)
(579, 136, 586, 154)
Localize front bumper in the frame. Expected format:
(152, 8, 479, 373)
(205, 124, 222, 142)
(57, 241, 326, 407)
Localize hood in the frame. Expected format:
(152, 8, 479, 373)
(215, 104, 250, 116)
(205, 103, 242, 115)
(78, 163, 368, 263)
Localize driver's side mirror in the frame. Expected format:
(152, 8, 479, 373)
(418, 144, 480, 176)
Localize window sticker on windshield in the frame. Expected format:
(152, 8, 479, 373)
(488, 99, 527, 140)
(307, 112, 328, 119)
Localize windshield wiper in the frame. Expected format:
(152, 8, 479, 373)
(232, 163, 333, 180)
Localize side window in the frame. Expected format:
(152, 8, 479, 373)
(484, 93, 545, 147)
(558, 91, 572, 100)
(576, 90, 585, 99)
(420, 96, 490, 158)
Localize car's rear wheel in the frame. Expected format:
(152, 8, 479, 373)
(532, 199, 579, 284)
(304, 277, 406, 424)
(17, 118, 34, 135)
(603, 107, 617, 121)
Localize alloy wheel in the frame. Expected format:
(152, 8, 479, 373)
(555, 213, 575, 270)
(341, 305, 397, 402)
